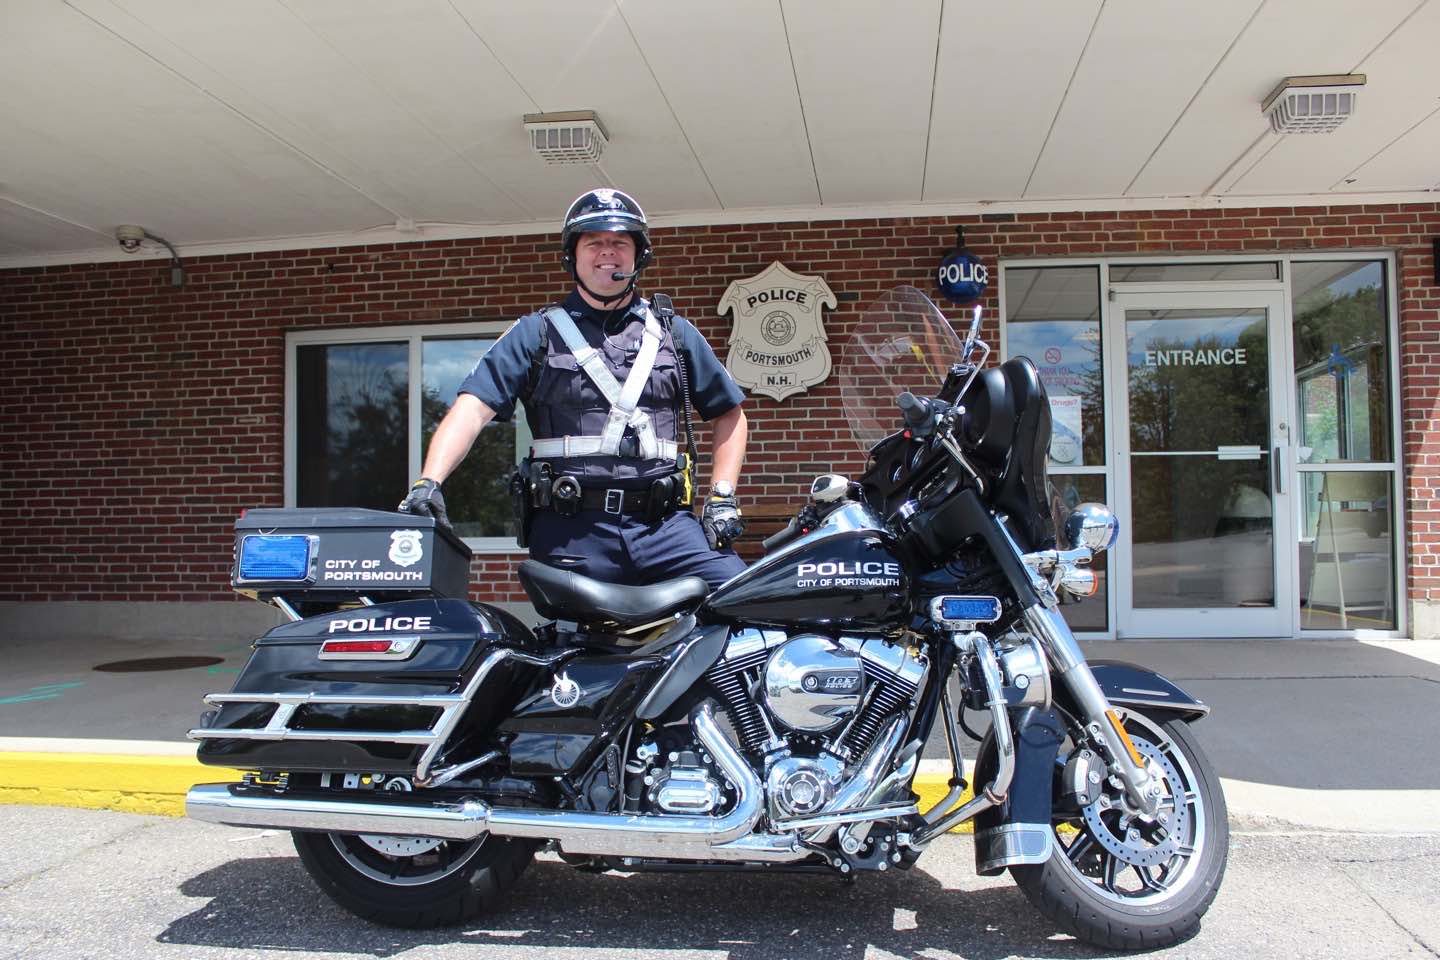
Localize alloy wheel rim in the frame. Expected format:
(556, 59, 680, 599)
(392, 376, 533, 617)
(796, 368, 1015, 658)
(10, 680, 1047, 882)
(1051, 710, 1207, 907)
(329, 832, 488, 887)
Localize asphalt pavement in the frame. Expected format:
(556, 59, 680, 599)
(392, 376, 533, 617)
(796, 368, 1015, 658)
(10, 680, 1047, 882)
(1, 804, 1437, 960)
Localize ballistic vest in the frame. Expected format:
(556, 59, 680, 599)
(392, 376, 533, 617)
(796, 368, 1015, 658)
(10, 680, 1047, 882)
(523, 299, 682, 484)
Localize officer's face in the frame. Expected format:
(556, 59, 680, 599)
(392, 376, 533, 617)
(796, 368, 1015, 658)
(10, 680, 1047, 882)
(574, 231, 636, 299)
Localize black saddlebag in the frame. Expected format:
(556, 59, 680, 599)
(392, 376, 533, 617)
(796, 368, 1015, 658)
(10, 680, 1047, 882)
(193, 597, 540, 774)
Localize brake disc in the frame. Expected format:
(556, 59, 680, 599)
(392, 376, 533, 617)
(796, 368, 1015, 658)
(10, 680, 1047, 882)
(356, 778, 445, 857)
(357, 834, 445, 857)
(1079, 738, 1190, 868)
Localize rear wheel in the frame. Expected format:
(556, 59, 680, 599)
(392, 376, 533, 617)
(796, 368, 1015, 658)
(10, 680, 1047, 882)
(293, 830, 534, 928)
(1010, 710, 1228, 950)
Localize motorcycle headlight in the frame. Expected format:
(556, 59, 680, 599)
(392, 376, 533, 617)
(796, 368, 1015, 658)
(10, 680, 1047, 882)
(1064, 502, 1119, 553)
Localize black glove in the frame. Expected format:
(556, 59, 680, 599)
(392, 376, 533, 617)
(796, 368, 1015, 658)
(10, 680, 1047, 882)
(702, 493, 746, 551)
(398, 477, 451, 530)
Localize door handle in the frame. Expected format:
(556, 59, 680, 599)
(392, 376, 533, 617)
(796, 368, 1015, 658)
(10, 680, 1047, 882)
(1274, 446, 1283, 494)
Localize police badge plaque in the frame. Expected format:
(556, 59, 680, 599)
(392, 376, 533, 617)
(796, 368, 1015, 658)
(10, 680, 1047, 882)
(719, 261, 836, 401)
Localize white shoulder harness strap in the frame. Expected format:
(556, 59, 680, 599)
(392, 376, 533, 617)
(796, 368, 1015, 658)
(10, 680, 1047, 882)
(530, 304, 677, 461)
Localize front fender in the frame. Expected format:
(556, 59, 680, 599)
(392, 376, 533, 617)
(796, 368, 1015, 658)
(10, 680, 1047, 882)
(1083, 660, 1210, 723)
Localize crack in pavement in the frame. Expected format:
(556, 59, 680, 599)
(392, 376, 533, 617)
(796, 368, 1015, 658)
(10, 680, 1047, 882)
(1329, 854, 1440, 865)
(0, 817, 169, 893)
(1339, 865, 1440, 958)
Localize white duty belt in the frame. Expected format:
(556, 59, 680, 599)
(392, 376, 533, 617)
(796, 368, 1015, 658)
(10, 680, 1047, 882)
(528, 305, 678, 462)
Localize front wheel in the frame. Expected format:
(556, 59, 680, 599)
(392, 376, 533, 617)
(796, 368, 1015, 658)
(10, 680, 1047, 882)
(1010, 710, 1228, 950)
(293, 830, 535, 928)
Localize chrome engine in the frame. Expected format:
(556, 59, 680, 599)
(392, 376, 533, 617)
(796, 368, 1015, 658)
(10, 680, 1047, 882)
(650, 763, 723, 814)
(631, 742, 728, 815)
(765, 751, 844, 818)
(764, 634, 865, 732)
(703, 628, 929, 822)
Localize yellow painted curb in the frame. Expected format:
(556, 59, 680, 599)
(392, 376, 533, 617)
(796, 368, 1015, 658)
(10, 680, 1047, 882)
(0, 752, 241, 817)
(0, 751, 975, 832)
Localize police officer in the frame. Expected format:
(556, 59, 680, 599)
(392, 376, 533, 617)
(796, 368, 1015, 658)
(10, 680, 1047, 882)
(398, 188, 748, 591)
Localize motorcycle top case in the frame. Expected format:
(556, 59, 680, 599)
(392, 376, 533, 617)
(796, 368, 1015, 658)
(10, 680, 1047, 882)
(232, 508, 472, 603)
(195, 597, 540, 774)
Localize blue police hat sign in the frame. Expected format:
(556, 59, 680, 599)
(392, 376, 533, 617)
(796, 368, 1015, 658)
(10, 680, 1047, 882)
(937, 227, 988, 304)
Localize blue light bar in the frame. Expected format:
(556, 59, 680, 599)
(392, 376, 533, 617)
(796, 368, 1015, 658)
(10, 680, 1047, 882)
(238, 535, 313, 581)
(935, 595, 1002, 624)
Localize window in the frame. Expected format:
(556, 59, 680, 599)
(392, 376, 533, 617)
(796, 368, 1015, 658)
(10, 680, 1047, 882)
(1290, 260, 1397, 630)
(1003, 266, 1105, 468)
(1291, 261, 1391, 465)
(1003, 265, 1108, 632)
(1109, 261, 1279, 283)
(288, 322, 527, 551)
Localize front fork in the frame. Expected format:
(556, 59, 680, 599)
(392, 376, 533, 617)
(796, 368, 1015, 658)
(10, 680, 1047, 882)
(1022, 604, 1161, 818)
(977, 502, 1161, 820)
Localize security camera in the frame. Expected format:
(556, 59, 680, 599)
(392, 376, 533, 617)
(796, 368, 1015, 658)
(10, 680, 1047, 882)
(116, 225, 147, 253)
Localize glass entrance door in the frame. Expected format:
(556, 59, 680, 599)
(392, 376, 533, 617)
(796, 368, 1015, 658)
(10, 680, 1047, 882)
(1110, 290, 1294, 637)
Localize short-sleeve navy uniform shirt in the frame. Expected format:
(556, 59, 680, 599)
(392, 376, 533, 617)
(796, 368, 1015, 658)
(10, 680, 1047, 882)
(458, 291, 744, 423)
(457, 291, 750, 590)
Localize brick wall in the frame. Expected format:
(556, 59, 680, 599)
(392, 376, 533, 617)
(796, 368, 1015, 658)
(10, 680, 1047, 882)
(3, 203, 1438, 614)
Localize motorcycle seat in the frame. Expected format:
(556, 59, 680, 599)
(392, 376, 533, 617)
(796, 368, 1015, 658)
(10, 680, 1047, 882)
(517, 559, 709, 627)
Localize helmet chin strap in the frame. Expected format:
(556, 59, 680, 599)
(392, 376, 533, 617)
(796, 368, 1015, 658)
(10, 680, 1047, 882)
(573, 267, 639, 309)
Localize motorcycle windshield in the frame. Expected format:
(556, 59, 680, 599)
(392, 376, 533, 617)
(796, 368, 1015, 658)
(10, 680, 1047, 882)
(837, 285, 967, 451)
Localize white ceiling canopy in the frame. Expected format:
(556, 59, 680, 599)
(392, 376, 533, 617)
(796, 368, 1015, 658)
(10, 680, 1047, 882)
(2, 0, 1436, 265)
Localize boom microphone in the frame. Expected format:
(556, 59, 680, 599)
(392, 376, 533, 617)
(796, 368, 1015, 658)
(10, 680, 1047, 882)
(610, 269, 640, 281)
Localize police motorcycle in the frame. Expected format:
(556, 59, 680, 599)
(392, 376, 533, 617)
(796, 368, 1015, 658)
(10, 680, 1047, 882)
(186, 285, 1227, 950)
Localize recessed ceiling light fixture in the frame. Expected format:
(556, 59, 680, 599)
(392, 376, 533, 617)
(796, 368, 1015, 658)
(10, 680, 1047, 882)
(523, 110, 608, 165)
(1262, 74, 1365, 134)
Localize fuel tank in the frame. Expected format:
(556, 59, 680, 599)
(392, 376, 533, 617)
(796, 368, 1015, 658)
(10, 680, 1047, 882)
(702, 528, 909, 629)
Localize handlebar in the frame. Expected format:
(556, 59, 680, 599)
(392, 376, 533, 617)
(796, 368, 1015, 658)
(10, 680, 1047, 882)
(897, 392, 930, 430)
(761, 503, 822, 553)
(897, 391, 951, 438)
(761, 517, 804, 553)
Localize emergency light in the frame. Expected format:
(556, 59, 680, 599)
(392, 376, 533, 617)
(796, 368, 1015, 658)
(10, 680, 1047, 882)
(237, 534, 315, 582)
(931, 595, 1003, 628)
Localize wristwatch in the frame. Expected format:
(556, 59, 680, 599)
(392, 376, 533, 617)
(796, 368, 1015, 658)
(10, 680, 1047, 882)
(712, 480, 735, 498)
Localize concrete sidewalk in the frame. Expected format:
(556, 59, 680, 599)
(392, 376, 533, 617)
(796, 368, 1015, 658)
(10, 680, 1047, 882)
(2, 628, 1438, 833)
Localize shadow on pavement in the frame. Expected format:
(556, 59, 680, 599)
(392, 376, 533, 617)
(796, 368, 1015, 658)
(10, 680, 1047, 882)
(158, 854, 1144, 959)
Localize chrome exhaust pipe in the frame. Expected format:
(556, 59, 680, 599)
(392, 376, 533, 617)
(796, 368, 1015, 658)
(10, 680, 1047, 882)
(802, 714, 907, 843)
(479, 703, 761, 857)
(185, 784, 490, 841)
(912, 633, 1016, 846)
(186, 703, 765, 860)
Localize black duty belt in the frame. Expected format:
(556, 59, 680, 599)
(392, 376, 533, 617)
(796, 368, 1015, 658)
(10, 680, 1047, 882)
(542, 473, 683, 522)
(578, 486, 663, 514)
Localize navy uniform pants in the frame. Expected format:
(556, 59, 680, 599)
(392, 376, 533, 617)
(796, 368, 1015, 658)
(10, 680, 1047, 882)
(529, 508, 747, 592)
